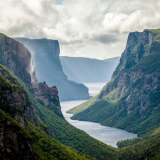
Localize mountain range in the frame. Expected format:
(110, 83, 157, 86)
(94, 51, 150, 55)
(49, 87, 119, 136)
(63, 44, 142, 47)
(0, 28, 160, 160)
(68, 28, 160, 159)
(60, 56, 120, 83)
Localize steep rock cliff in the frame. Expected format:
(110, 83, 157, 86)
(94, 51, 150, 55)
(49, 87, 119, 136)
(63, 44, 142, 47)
(0, 114, 39, 160)
(33, 81, 63, 119)
(0, 33, 37, 86)
(70, 29, 160, 135)
(15, 38, 90, 101)
(0, 65, 40, 129)
(0, 34, 63, 118)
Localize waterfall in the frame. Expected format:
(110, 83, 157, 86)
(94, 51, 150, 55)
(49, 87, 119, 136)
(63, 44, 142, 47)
(27, 56, 37, 83)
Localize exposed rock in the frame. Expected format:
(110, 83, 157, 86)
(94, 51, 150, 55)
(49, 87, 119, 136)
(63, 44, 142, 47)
(0, 65, 39, 128)
(0, 34, 63, 118)
(71, 29, 160, 134)
(0, 118, 39, 160)
(0, 33, 37, 86)
(15, 38, 90, 101)
(33, 81, 64, 119)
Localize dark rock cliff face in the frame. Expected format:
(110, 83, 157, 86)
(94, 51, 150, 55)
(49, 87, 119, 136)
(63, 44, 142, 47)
(0, 65, 40, 159)
(0, 119, 39, 160)
(0, 65, 40, 129)
(15, 38, 90, 101)
(0, 34, 37, 86)
(33, 81, 63, 119)
(71, 29, 160, 135)
(0, 34, 63, 118)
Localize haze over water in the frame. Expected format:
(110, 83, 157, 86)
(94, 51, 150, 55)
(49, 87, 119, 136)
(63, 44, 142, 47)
(60, 83, 137, 148)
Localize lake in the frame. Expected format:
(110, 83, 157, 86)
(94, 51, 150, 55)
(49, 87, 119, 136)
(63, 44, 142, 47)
(60, 82, 137, 148)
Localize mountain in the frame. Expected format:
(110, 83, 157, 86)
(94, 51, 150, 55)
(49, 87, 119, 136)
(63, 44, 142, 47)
(1, 30, 160, 160)
(0, 33, 64, 119)
(60, 56, 120, 83)
(69, 28, 160, 136)
(15, 38, 90, 101)
(0, 33, 118, 160)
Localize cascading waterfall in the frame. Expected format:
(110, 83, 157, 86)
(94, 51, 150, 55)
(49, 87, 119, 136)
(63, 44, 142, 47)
(27, 56, 37, 83)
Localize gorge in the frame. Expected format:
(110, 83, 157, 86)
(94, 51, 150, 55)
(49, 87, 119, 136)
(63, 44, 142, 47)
(0, 28, 160, 160)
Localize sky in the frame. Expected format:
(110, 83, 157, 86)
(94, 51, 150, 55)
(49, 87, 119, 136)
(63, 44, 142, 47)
(0, 0, 160, 59)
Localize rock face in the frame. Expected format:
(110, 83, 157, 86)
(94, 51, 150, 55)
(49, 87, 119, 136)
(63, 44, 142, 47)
(0, 118, 39, 160)
(0, 65, 40, 129)
(0, 34, 37, 86)
(60, 56, 120, 83)
(0, 34, 63, 118)
(15, 38, 90, 101)
(0, 65, 39, 160)
(71, 29, 160, 135)
(33, 81, 63, 119)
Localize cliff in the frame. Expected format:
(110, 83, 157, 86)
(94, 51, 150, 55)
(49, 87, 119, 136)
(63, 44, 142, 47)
(0, 65, 40, 159)
(0, 34, 63, 118)
(60, 56, 120, 83)
(15, 38, 90, 101)
(0, 110, 39, 160)
(0, 64, 39, 129)
(70, 28, 160, 135)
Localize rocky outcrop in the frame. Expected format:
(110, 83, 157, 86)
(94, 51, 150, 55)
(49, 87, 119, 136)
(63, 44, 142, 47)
(15, 38, 90, 101)
(0, 118, 39, 160)
(33, 81, 64, 119)
(99, 29, 158, 102)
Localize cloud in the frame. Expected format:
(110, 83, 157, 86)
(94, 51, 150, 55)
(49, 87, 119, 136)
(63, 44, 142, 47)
(0, 0, 160, 59)
(92, 34, 119, 44)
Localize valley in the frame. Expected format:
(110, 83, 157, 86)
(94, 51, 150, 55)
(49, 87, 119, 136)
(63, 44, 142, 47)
(61, 83, 137, 148)
(0, 28, 160, 160)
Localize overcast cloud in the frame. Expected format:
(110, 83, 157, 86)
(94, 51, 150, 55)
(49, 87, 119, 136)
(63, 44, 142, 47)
(0, 0, 160, 59)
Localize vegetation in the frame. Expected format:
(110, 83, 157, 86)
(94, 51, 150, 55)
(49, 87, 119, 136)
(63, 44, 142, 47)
(32, 98, 117, 160)
(0, 109, 32, 139)
(0, 64, 117, 160)
(0, 33, 7, 38)
(67, 94, 98, 114)
(68, 29, 160, 160)
(1, 30, 160, 159)
(28, 122, 94, 160)
(118, 133, 160, 160)
(147, 28, 160, 41)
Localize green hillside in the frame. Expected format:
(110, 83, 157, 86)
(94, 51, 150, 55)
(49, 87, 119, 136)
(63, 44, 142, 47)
(69, 29, 160, 136)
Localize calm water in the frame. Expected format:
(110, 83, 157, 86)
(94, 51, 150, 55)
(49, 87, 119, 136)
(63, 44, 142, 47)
(60, 83, 137, 148)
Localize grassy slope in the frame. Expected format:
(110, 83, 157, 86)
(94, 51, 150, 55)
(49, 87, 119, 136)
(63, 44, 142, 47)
(32, 97, 117, 160)
(67, 29, 160, 159)
(0, 108, 93, 160)
(71, 51, 160, 135)
(67, 95, 98, 114)
(28, 122, 94, 160)
(1, 64, 117, 160)
(118, 132, 160, 160)
(0, 66, 96, 160)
